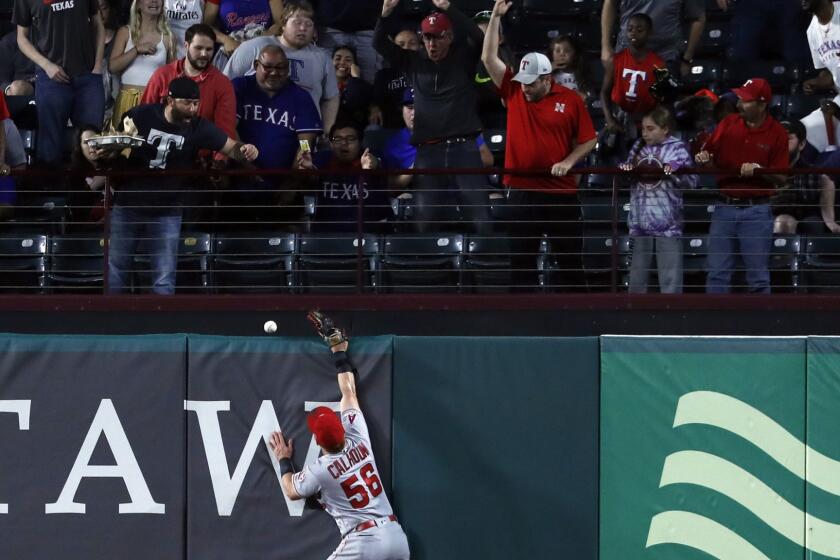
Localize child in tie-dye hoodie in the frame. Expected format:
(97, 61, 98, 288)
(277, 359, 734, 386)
(620, 106, 697, 293)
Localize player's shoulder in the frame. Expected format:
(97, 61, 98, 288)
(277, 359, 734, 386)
(341, 407, 365, 425)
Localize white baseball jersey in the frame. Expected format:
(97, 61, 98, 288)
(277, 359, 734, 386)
(293, 408, 394, 536)
(808, 2, 840, 93)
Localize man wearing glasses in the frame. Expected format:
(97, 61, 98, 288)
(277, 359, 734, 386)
(230, 44, 322, 223)
(296, 120, 391, 232)
(223, 0, 339, 135)
(374, 0, 492, 234)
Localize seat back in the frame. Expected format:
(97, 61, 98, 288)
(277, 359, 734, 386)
(131, 233, 213, 293)
(802, 236, 840, 293)
(380, 233, 463, 293)
(47, 235, 104, 293)
(681, 235, 709, 292)
(0, 233, 48, 293)
(213, 233, 296, 293)
(463, 235, 518, 293)
(297, 233, 379, 293)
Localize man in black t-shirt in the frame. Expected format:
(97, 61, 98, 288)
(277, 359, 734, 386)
(86, 77, 259, 294)
(14, 0, 105, 164)
(374, 0, 492, 234)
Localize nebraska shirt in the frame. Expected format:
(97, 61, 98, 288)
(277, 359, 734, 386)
(610, 48, 664, 115)
(293, 408, 394, 536)
(705, 113, 789, 198)
(499, 68, 596, 193)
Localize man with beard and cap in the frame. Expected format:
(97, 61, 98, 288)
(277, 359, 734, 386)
(84, 76, 259, 294)
(141, 23, 236, 141)
(373, 0, 493, 234)
(229, 44, 322, 223)
(695, 78, 788, 293)
(269, 311, 410, 560)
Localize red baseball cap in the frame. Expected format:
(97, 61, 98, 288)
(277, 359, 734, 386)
(421, 12, 452, 35)
(307, 406, 345, 450)
(732, 78, 771, 103)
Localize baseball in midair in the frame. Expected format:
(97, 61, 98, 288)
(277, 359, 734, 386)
(263, 320, 277, 334)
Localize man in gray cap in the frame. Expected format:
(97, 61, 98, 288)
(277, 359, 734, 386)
(86, 77, 260, 294)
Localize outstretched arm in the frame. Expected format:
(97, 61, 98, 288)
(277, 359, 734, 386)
(331, 341, 360, 412)
(480, 0, 511, 88)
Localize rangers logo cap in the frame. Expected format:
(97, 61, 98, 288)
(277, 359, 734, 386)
(421, 11, 452, 36)
(732, 78, 771, 103)
(512, 52, 552, 85)
(307, 406, 345, 450)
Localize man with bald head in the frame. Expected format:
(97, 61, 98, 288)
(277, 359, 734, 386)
(230, 44, 322, 221)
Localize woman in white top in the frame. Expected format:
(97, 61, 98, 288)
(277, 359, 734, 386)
(108, 0, 177, 129)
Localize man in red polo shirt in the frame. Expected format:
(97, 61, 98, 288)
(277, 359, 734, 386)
(695, 77, 788, 293)
(481, 0, 596, 290)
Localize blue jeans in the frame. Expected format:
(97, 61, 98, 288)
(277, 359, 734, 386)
(706, 203, 773, 293)
(35, 70, 105, 164)
(108, 206, 181, 294)
(414, 140, 492, 234)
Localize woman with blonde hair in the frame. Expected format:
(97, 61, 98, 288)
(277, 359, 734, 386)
(108, 0, 178, 129)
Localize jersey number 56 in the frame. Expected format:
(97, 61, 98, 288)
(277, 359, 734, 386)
(340, 462, 383, 509)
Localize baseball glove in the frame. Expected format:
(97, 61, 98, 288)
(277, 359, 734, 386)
(307, 310, 349, 348)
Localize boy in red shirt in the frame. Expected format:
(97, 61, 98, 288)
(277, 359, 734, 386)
(600, 13, 664, 157)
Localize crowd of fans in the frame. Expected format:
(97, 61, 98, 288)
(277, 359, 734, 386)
(0, 0, 838, 294)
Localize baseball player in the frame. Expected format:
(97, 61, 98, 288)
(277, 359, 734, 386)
(269, 312, 410, 559)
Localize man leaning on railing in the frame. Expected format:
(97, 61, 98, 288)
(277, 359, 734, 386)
(695, 78, 788, 294)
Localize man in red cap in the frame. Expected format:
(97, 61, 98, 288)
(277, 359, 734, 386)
(696, 77, 788, 293)
(269, 314, 409, 559)
(373, 0, 492, 234)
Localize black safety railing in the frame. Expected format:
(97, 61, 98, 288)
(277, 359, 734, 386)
(1, 165, 839, 295)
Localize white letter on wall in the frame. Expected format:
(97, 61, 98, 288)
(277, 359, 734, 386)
(0, 400, 31, 514)
(45, 399, 164, 514)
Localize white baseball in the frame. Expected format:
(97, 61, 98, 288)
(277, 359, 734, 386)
(263, 320, 277, 334)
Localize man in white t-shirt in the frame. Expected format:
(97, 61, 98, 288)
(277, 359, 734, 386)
(800, 1, 840, 156)
(222, 0, 338, 133)
(269, 312, 410, 560)
(165, 0, 205, 58)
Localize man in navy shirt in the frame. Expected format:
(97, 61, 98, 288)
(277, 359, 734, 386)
(296, 120, 391, 232)
(231, 44, 322, 222)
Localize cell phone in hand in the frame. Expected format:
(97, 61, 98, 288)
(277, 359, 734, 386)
(299, 139, 311, 153)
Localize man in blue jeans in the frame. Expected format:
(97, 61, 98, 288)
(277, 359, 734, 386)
(695, 78, 788, 293)
(13, 0, 106, 165)
(84, 78, 259, 294)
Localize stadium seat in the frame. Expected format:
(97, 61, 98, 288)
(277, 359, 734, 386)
(4, 195, 69, 236)
(579, 193, 629, 231)
(768, 234, 801, 293)
(680, 235, 709, 292)
(130, 233, 213, 294)
(722, 60, 799, 92)
(801, 236, 840, 293)
(692, 21, 731, 57)
(462, 235, 515, 293)
(578, 233, 630, 292)
(46, 235, 104, 293)
(682, 191, 717, 234)
(484, 128, 506, 156)
(0, 233, 48, 293)
(296, 233, 380, 293)
(379, 233, 464, 293)
(520, 0, 602, 17)
(506, 19, 578, 51)
(681, 59, 722, 91)
(213, 232, 296, 293)
(786, 93, 821, 120)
